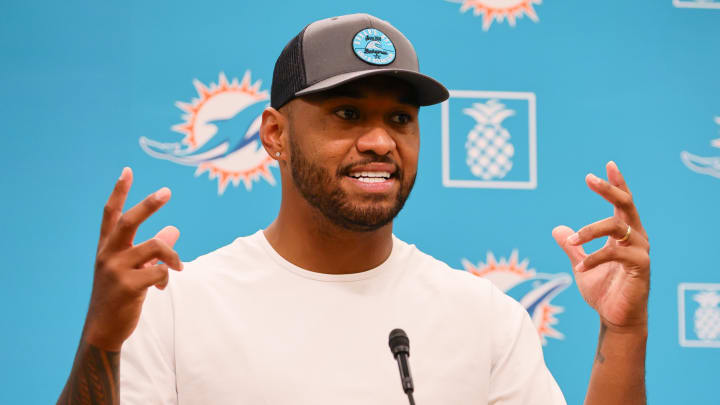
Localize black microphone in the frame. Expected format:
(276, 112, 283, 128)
(388, 328, 416, 405)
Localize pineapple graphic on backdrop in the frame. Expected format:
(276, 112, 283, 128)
(693, 290, 720, 341)
(463, 99, 516, 180)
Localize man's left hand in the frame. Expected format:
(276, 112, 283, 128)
(552, 161, 650, 331)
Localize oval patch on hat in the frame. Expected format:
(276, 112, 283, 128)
(352, 28, 396, 65)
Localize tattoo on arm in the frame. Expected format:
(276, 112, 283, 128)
(594, 323, 607, 364)
(57, 341, 120, 405)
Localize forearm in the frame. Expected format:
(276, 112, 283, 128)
(584, 323, 647, 405)
(57, 339, 120, 405)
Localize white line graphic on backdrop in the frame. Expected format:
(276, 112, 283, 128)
(441, 90, 537, 189)
(680, 116, 720, 179)
(673, 0, 720, 9)
(678, 283, 720, 348)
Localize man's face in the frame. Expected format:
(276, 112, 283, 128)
(283, 76, 420, 232)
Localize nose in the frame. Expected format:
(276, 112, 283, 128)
(356, 126, 396, 156)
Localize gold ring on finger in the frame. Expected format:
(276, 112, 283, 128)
(617, 225, 632, 243)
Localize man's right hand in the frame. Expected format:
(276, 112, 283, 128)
(84, 167, 183, 351)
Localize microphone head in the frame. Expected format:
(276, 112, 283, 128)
(389, 328, 410, 357)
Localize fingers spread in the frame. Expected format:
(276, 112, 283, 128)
(123, 237, 183, 270)
(586, 173, 634, 211)
(585, 172, 643, 229)
(606, 161, 631, 195)
(99, 167, 133, 251)
(575, 245, 650, 274)
(552, 225, 587, 266)
(105, 187, 172, 251)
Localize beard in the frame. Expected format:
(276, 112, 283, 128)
(288, 133, 416, 232)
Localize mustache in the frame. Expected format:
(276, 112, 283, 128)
(337, 156, 400, 176)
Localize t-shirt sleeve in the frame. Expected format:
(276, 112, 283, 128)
(487, 284, 566, 405)
(119, 285, 178, 405)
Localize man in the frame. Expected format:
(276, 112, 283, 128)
(58, 13, 650, 404)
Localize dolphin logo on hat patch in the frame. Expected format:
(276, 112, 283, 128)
(352, 28, 396, 65)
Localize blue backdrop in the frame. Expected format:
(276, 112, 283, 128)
(2, 1, 719, 403)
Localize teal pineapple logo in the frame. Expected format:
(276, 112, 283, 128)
(463, 99, 516, 180)
(694, 290, 720, 341)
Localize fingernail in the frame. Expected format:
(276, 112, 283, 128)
(587, 173, 601, 185)
(118, 167, 129, 181)
(567, 233, 580, 245)
(574, 261, 586, 272)
(154, 187, 171, 201)
(609, 161, 618, 171)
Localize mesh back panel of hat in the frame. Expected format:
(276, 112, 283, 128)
(271, 27, 308, 109)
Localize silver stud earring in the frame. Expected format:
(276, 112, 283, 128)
(275, 152, 281, 157)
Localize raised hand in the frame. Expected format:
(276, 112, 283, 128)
(58, 167, 183, 405)
(552, 161, 650, 331)
(84, 167, 183, 351)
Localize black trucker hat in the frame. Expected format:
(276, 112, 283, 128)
(271, 13, 449, 109)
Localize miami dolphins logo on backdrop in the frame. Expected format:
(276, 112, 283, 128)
(462, 250, 572, 344)
(446, 0, 542, 31)
(139, 71, 276, 195)
(681, 116, 720, 180)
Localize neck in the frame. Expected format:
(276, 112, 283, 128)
(264, 192, 394, 275)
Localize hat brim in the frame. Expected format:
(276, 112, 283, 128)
(294, 69, 449, 106)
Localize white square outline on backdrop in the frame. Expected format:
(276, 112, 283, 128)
(673, 0, 720, 9)
(678, 282, 720, 348)
(441, 90, 537, 189)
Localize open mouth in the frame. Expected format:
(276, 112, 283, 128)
(347, 171, 393, 183)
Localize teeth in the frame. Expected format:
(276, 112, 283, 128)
(349, 171, 391, 179)
(357, 177, 387, 183)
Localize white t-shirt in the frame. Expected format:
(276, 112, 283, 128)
(120, 231, 566, 405)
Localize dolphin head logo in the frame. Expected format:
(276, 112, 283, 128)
(139, 72, 277, 195)
(364, 41, 388, 55)
(140, 102, 265, 164)
(462, 250, 572, 344)
(506, 273, 573, 341)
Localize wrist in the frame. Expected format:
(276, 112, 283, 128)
(600, 312, 648, 336)
(602, 321, 648, 335)
(597, 319, 648, 351)
(83, 323, 124, 352)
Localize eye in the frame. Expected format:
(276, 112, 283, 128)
(334, 108, 360, 120)
(390, 112, 413, 125)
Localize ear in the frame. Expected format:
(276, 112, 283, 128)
(260, 106, 287, 161)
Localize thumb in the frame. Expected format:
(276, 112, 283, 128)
(143, 226, 181, 268)
(154, 225, 180, 248)
(552, 225, 586, 267)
